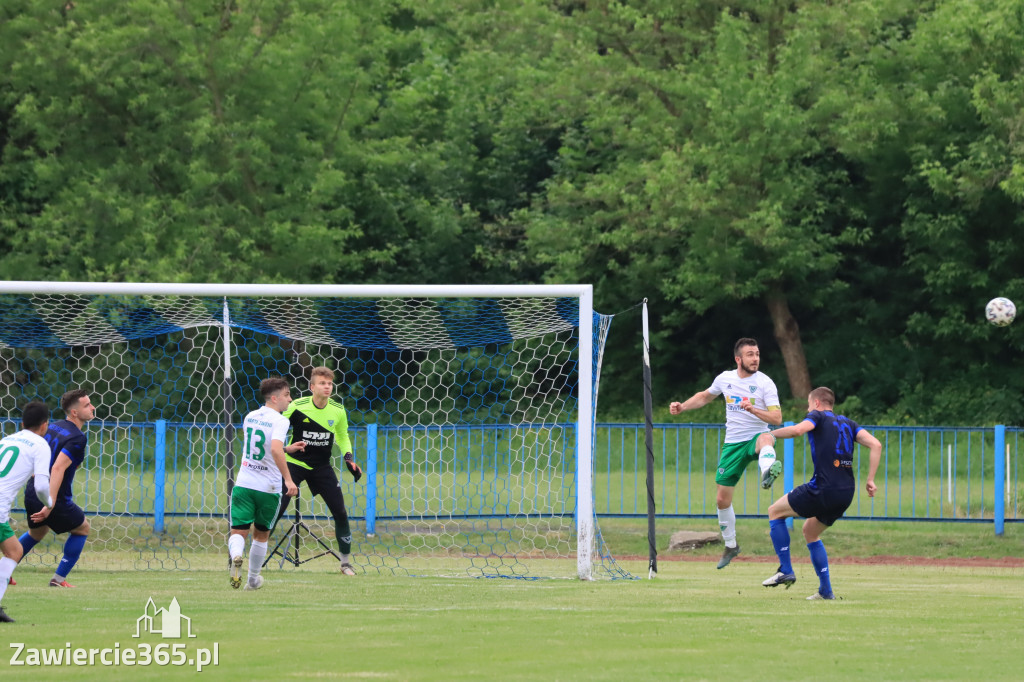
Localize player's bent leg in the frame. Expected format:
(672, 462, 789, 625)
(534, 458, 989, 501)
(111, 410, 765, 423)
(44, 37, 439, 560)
(754, 433, 782, 488)
(760, 457, 782, 489)
(309, 468, 357, 574)
(767, 494, 797, 521)
(801, 516, 828, 544)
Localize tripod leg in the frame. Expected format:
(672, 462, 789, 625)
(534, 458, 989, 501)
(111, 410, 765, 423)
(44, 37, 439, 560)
(264, 520, 302, 568)
(305, 523, 341, 561)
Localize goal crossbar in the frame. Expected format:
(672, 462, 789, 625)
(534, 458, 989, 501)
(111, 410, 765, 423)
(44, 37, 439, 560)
(0, 281, 591, 299)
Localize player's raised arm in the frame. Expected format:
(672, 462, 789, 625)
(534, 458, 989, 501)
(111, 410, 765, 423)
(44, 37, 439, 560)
(857, 429, 883, 497)
(766, 418, 815, 441)
(670, 390, 716, 415)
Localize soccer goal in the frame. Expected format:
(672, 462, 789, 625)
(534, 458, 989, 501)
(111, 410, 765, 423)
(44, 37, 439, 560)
(0, 282, 629, 580)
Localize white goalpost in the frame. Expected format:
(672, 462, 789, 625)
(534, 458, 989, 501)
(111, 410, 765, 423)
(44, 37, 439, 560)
(0, 281, 627, 580)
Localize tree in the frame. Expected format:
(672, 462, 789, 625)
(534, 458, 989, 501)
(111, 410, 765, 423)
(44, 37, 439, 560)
(512, 1, 908, 400)
(0, 0, 492, 285)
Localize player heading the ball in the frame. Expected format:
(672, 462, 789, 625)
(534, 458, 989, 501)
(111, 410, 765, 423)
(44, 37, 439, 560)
(670, 338, 783, 569)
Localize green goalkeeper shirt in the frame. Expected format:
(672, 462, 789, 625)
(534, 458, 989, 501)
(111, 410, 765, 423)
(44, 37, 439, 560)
(282, 396, 353, 470)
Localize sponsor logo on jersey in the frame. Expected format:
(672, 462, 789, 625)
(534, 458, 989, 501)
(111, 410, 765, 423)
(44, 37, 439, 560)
(726, 395, 757, 409)
(302, 431, 330, 442)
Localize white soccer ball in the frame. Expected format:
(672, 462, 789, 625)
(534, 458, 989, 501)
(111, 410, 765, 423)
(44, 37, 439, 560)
(985, 297, 1016, 326)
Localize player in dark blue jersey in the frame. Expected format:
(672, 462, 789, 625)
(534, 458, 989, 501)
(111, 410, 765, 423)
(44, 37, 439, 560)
(759, 387, 881, 600)
(18, 389, 96, 588)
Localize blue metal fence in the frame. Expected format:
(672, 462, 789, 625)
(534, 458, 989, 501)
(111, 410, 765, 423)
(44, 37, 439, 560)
(4, 420, 1019, 533)
(594, 423, 1020, 532)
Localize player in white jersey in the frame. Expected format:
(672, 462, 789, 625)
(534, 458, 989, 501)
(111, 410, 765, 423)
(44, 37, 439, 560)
(670, 338, 783, 569)
(0, 401, 55, 622)
(228, 378, 302, 590)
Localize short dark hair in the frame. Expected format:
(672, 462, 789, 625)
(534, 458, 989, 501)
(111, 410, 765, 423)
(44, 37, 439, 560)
(809, 386, 836, 408)
(22, 400, 50, 430)
(733, 338, 758, 357)
(260, 377, 290, 401)
(61, 388, 89, 414)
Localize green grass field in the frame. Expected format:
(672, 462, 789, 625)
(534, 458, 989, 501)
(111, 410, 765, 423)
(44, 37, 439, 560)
(2, 556, 1021, 681)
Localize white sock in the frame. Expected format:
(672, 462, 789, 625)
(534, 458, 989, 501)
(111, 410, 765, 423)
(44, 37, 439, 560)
(248, 540, 268, 582)
(341, 553, 352, 565)
(758, 445, 777, 474)
(0, 557, 15, 604)
(228, 534, 245, 561)
(718, 505, 737, 548)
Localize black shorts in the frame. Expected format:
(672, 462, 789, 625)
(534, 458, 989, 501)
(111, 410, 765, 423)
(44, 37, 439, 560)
(787, 483, 855, 527)
(272, 462, 348, 528)
(24, 492, 86, 535)
(288, 462, 342, 498)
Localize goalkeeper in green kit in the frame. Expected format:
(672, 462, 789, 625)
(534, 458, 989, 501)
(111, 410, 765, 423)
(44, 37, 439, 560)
(274, 366, 363, 575)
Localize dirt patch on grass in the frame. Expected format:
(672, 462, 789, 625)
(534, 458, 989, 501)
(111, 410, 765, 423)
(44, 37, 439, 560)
(639, 554, 1024, 568)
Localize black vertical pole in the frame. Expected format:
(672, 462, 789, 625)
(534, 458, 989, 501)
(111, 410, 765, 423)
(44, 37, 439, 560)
(642, 299, 657, 578)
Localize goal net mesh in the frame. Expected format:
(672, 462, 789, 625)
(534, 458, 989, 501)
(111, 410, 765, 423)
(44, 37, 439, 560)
(0, 292, 630, 580)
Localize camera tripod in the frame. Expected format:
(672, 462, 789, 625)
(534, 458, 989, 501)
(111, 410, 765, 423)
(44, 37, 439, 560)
(264, 494, 340, 569)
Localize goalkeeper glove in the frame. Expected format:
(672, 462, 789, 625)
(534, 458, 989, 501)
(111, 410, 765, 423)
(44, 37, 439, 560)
(343, 453, 363, 483)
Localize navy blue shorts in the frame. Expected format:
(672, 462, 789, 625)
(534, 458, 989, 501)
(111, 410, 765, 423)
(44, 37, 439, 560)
(24, 492, 86, 535)
(787, 483, 855, 527)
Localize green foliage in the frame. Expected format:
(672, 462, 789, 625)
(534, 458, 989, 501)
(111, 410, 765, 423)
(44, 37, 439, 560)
(3, 1, 1024, 424)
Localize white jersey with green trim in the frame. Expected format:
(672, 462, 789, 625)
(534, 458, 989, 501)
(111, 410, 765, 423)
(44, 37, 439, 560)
(0, 429, 51, 523)
(235, 406, 290, 494)
(707, 370, 780, 444)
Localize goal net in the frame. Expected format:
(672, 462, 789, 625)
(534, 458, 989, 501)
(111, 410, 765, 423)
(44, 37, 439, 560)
(0, 283, 629, 580)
